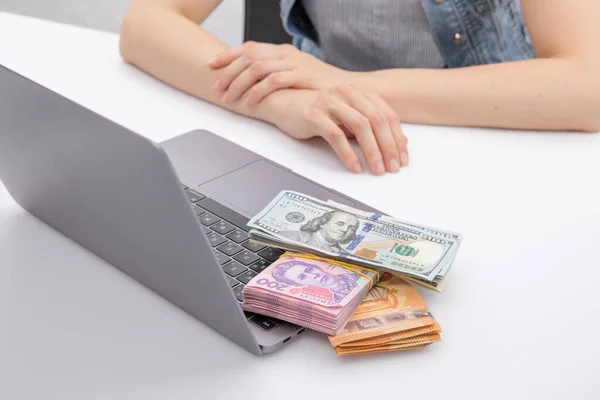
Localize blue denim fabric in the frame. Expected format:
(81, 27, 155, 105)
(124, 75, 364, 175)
(279, 0, 535, 68)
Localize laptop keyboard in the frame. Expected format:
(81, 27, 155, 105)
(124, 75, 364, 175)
(182, 184, 284, 331)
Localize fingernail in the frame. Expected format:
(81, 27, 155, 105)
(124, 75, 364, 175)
(222, 92, 231, 103)
(212, 81, 222, 92)
(208, 56, 218, 65)
(374, 161, 385, 175)
(400, 152, 409, 166)
(352, 162, 363, 174)
(389, 158, 400, 172)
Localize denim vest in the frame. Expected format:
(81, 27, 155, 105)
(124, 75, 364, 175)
(280, 0, 535, 68)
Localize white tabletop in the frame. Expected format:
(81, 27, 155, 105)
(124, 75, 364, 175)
(1, 12, 599, 400)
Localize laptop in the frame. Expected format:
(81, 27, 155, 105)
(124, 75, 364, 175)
(0, 64, 375, 355)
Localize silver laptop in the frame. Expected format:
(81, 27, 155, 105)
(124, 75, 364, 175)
(0, 64, 377, 355)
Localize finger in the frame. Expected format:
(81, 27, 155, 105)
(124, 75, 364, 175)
(225, 60, 294, 103)
(208, 46, 246, 69)
(245, 71, 299, 106)
(328, 101, 385, 176)
(212, 42, 284, 93)
(364, 92, 409, 167)
(340, 127, 354, 139)
(209, 41, 280, 69)
(337, 86, 400, 173)
(214, 55, 253, 96)
(311, 110, 363, 173)
(336, 88, 400, 174)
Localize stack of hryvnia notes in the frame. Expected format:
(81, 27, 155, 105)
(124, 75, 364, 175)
(242, 190, 462, 355)
(243, 252, 379, 336)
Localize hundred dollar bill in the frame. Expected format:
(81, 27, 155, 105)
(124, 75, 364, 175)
(326, 199, 463, 241)
(325, 199, 462, 279)
(249, 234, 449, 292)
(247, 190, 461, 283)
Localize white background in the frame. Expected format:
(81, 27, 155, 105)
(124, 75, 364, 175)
(0, 0, 245, 46)
(1, 10, 599, 400)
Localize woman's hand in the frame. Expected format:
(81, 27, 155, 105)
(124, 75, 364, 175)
(208, 41, 353, 106)
(264, 85, 409, 175)
(208, 42, 408, 174)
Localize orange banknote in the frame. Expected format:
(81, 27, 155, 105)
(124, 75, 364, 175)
(329, 274, 441, 355)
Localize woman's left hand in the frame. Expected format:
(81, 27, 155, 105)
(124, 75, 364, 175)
(208, 41, 353, 106)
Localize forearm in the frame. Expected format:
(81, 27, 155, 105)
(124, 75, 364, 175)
(118, 2, 275, 122)
(364, 59, 600, 132)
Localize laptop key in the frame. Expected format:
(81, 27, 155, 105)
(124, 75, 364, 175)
(197, 197, 250, 231)
(194, 205, 206, 216)
(232, 283, 245, 302)
(258, 247, 284, 262)
(226, 229, 249, 244)
(233, 250, 261, 266)
(199, 212, 220, 226)
(217, 241, 243, 256)
(214, 250, 231, 266)
(211, 220, 236, 235)
(202, 226, 212, 235)
(249, 259, 270, 273)
(222, 261, 248, 277)
(226, 275, 239, 288)
(207, 232, 227, 247)
(236, 270, 257, 285)
(241, 241, 266, 253)
(249, 314, 278, 331)
(186, 189, 205, 203)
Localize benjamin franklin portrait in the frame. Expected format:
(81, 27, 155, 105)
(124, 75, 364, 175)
(279, 211, 359, 254)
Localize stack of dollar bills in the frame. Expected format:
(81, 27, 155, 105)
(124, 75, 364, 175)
(246, 190, 463, 292)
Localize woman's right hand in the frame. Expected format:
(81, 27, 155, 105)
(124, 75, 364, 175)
(263, 85, 409, 175)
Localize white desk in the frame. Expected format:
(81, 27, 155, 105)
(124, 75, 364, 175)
(1, 12, 599, 400)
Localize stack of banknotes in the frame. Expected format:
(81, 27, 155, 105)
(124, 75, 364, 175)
(247, 190, 463, 292)
(329, 273, 441, 355)
(242, 252, 442, 355)
(243, 252, 380, 336)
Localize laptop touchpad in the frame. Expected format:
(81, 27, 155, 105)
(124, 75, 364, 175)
(199, 160, 355, 217)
